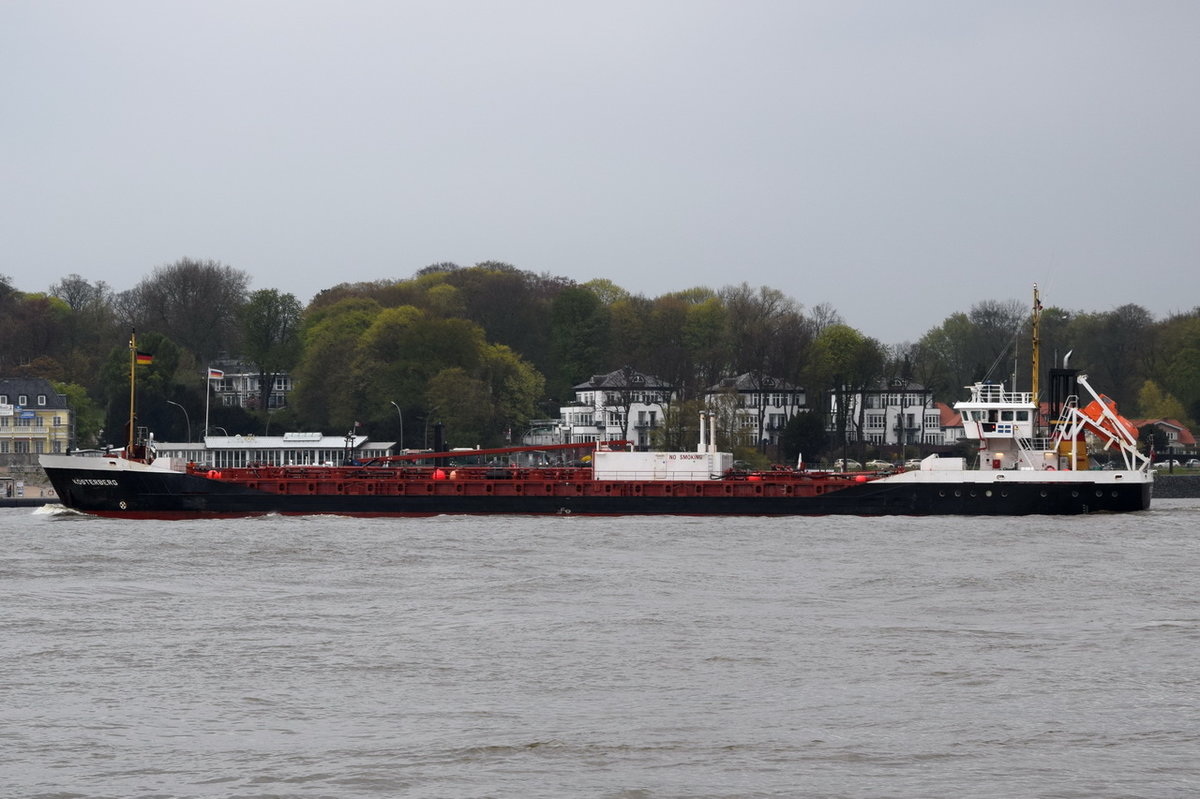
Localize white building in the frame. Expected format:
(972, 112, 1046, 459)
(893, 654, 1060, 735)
(704, 373, 806, 449)
(828, 378, 946, 447)
(558, 368, 673, 450)
(153, 432, 395, 469)
(209, 365, 294, 410)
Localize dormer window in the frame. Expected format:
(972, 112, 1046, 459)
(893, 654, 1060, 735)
(37, 395, 47, 406)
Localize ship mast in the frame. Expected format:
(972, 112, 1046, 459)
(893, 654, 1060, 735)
(1031, 283, 1041, 401)
(127, 330, 138, 456)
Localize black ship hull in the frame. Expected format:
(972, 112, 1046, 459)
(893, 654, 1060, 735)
(42, 461, 1153, 519)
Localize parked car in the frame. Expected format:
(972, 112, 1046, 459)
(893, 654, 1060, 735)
(1152, 459, 1181, 468)
(903, 458, 924, 470)
(1185, 459, 1200, 469)
(833, 459, 862, 471)
(864, 459, 895, 472)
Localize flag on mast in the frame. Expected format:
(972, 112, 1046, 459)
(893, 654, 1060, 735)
(208, 368, 224, 379)
(136, 351, 154, 366)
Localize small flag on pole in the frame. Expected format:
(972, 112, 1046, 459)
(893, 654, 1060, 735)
(208, 368, 224, 380)
(135, 351, 154, 366)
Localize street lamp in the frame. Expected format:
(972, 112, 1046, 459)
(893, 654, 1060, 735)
(390, 401, 404, 452)
(166, 400, 191, 443)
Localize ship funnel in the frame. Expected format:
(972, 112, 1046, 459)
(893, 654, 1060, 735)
(1063, 350, 1073, 369)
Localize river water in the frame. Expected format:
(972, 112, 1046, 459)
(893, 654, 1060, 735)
(2, 501, 1198, 799)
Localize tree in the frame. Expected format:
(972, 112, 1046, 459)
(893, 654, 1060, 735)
(480, 344, 545, 443)
(97, 332, 185, 448)
(548, 286, 610, 398)
(48, 274, 120, 386)
(53, 381, 104, 449)
(683, 296, 730, 393)
(812, 325, 886, 459)
(1136, 380, 1192, 426)
(582, 278, 631, 305)
(1066, 304, 1155, 406)
(654, 397, 705, 452)
(120, 258, 250, 362)
(779, 410, 829, 466)
(241, 289, 302, 412)
(1153, 312, 1200, 426)
(423, 367, 493, 447)
(291, 297, 382, 431)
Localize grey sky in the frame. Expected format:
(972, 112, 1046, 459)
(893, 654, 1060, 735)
(4, 1, 1198, 344)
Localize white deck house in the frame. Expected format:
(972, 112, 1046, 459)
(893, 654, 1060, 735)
(558, 368, 673, 450)
(828, 378, 945, 446)
(703, 373, 806, 449)
(152, 433, 395, 469)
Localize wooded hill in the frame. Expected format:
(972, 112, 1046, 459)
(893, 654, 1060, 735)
(3, 259, 1197, 457)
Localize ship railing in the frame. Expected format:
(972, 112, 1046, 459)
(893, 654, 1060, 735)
(970, 383, 1034, 404)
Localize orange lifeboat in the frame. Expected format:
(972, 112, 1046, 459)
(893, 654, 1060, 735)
(1081, 395, 1138, 441)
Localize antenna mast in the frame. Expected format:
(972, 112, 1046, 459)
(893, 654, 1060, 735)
(1031, 284, 1041, 401)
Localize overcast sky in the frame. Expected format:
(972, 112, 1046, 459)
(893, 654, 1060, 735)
(4, 1, 1198, 344)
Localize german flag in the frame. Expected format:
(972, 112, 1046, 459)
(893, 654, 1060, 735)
(135, 351, 154, 366)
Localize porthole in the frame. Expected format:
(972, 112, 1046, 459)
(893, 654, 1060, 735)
(1071, 490, 1079, 498)
(954, 490, 962, 498)
(985, 490, 992, 497)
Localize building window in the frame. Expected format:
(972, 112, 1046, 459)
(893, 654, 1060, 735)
(37, 395, 47, 406)
(18, 395, 27, 405)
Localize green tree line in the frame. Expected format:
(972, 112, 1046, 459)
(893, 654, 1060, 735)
(2, 260, 1197, 455)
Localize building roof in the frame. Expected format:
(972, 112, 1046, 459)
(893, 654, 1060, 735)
(706, 372, 803, 393)
(0, 377, 70, 410)
(1129, 418, 1197, 447)
(936, 402, 961, 428)
(870, 377, 931, 392)
(574, 367, 671, 391)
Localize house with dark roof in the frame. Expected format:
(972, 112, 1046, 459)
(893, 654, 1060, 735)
(827, 377, 946, 447)
(0, 377, 73, 467)
(703, 372, 806, 450)
(558, 367, 674, 450)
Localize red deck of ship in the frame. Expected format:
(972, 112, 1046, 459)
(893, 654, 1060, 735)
(187, 462, 877, 500)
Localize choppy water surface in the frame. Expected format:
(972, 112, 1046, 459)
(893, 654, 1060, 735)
(3, 501, 1198, 798)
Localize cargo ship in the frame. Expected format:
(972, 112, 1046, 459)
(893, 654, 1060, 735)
(39, 292, 1153, 519)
